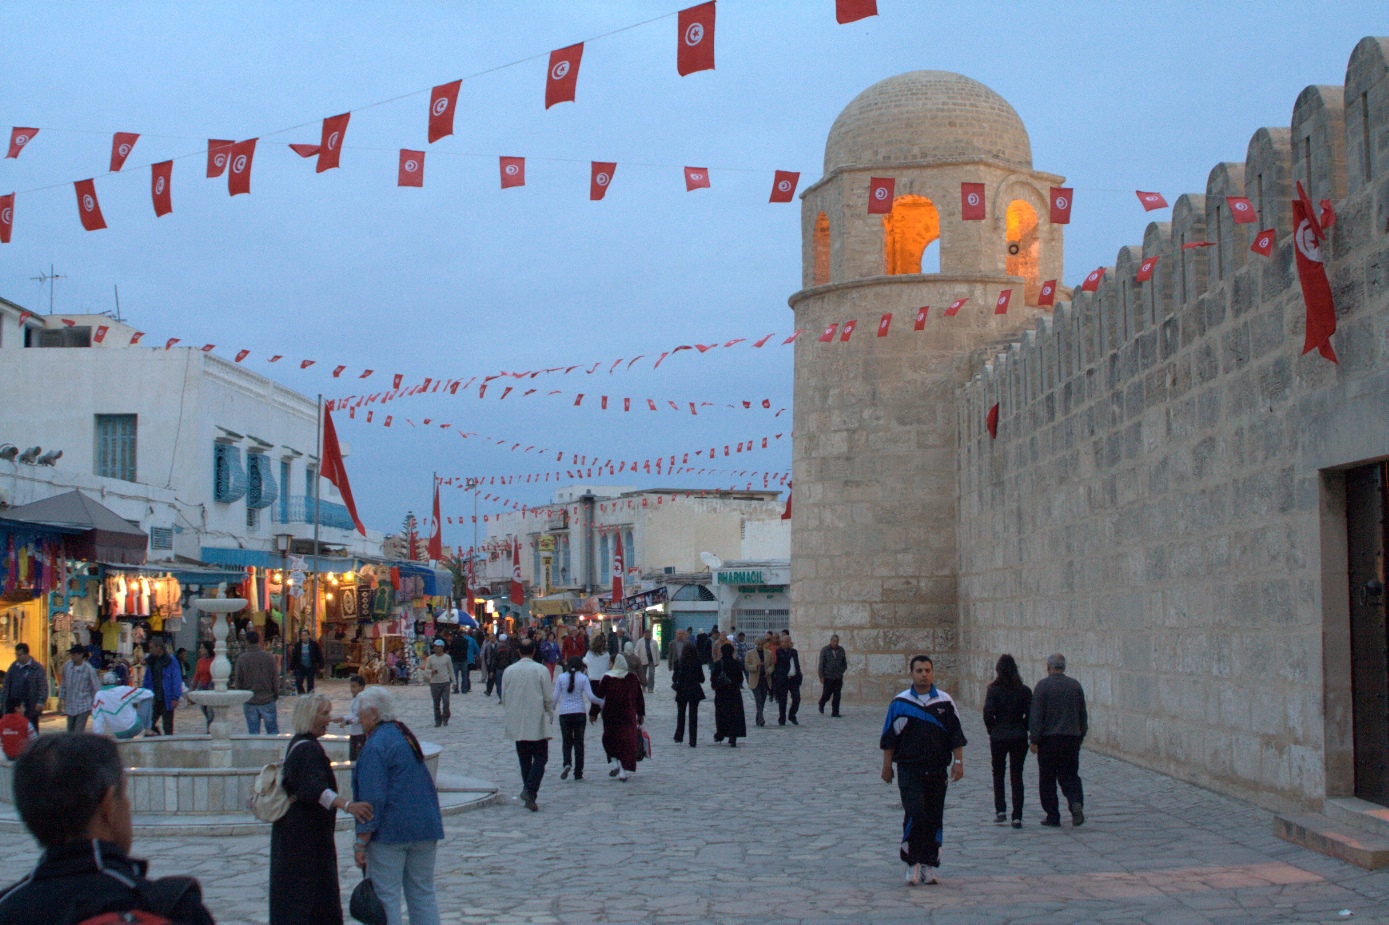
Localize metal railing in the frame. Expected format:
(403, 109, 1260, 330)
(275, 494, 355, 532)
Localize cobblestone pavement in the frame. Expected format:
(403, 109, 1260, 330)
(14, 670, 1389, 924)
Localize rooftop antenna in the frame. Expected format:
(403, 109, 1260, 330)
(112, 284, 124, 322)
(29, 264, 65, 315)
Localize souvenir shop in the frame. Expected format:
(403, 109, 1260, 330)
(0, 523, 73, 678)
(313, 561, 453, 684)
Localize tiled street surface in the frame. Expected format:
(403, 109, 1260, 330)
(16, 670, 1389, 924)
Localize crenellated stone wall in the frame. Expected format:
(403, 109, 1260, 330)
(955, 37, 1389, 811)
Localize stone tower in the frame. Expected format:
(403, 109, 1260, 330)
(788, 71, 1067, 701)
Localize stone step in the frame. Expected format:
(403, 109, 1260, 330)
(1273, 812, 1389, 869)
(1323, 796, 1389, 840)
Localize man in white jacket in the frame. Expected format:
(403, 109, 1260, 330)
(501, 639, 555, 812)
(632, 628, 660, 693)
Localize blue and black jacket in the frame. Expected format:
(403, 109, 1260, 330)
(880, 685, 967, 772)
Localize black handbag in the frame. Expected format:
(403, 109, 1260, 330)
(349, 874, 388, 925)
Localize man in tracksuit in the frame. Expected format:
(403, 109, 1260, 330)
(879, 655, 966, 886)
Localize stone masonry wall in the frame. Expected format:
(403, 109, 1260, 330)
(955, 38, 1389, 810)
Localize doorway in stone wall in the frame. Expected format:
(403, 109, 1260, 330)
(1347, 461, 1389, 805)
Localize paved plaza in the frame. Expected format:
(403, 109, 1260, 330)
(14, 670, 1389, 924)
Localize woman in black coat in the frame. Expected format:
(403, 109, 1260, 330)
(711, 643, 747, 747)
(269, 693, 373, 925)
(672, 644, 705, 746)
(982, 654, 1032, 828)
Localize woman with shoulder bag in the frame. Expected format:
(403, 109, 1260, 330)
(711, 643, 747, 747)
(672, 645, 705, 747)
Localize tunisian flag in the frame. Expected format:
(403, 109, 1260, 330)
(0, 194, 13, 244)
(227, 139, 257, 196)
(1080, 267, 1105, 292)
(961, 182, 985, 220)
(677, 2, 715, 75)
(427, 478, 443, 560)
(398, 149, 424, 187)
(110, 133, 139, 171)
(1038, 279, 1057, 306)
(428, 79, 462, 143)
(1292, 196, 1337, 363)
(207, 140, 234, 177)
(319, 406, 367, 536)
(836, 0, 877, 23)
(590, 162, 616, 200)
(987, 403, 1000, 439)
(74, 180, 107, 231)
(684, 166, 710, 191)
(994, 289, 1012, 315)
(781, 482, 792, 520)
(500, 156, 525, 188)
(769, 170, 799, 203)
(868, 177, 894, 214)
(1136, 255, 1159, 282)
(1049, 187, 1073, 224)
(611, 531, 624, 603)
(1135, 191, 1167, 211)
(546, 43, 583, 108)
(316, 113, 350, 173)
(151, 161, 173, 217)
(510, 537, 525, 606)
(6, 128, 37, 159)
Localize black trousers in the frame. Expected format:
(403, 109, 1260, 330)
(990, 739, 1028, 818)
(818, 678, 843, 715)
(775, 681, 800, 723)
(752, 684, 768, 723)
(1037, 735, 1084, 821)
(430, 683, 451, 725)
(150, 707, 175, 735)
(896, 763, 948, 867)
(675, 697, 699, 744)
(294, 668, 315, 694)
(559, 713, 586, 775)
(516, 739, 548, 796)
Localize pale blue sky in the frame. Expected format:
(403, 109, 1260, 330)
(1, 2, 1382, 537)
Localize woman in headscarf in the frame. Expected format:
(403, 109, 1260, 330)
(588, 654, 645, 781)
(711, 642, 747, 747)
(672, 643, 706, 747)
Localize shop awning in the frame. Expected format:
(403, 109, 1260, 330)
(392, 562, 453, 597)
(0, 491, 147, 564)
(531, 593, 580, 617)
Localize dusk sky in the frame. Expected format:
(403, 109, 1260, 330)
(1, 2, 1382, 540)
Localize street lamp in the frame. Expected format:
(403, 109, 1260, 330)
(274, 533, 294, 652)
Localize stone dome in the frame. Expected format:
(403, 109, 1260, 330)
(824, 71, 1032, 174)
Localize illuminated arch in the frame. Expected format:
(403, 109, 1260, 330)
(882, 195, 940, 275)
(1005, 199, 1041, 304)
(812, 212, 830, 285)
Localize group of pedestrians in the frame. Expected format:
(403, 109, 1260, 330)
(880, 650, 1088, 887)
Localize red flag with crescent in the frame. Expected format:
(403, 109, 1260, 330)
(110, 133, 139, 171)
(546, 44, 583, 109)
(961, 182, 985, 220)
(1049, 187, 1073, 224)
(428, 80, 462, 143)
(151, 161, 173, 217)
(1292, 196, 1336, 363)
(868, 177, 894, 214)
(500, 157, 525, 188)
(590, 162, 616, 200)
(769, 170, 799, 203)
(74, 179, 106, 231)
(398, 150, 424, 187)
(676, 2, 715, 75)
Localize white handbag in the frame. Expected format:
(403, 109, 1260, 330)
(249, 739, 307, 823)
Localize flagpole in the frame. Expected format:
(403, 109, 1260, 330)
(311, 394, 322, 642)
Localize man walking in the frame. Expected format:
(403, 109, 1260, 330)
(667, 629, 688, 672)
(426, 639, 454, 727)
(1029, 653, 1087, 827)
(287, 628, 324, 694)
(59, 644, 100, 733)
(818, 634, 848, 717)
(492, 633, 516, 701)
(501, 639, 555, 812)
(449, 630, 476, 694)
(141, 638, 183, 735)
(634, 628, 659, 693)
(879, 655, 966, 886)
(744, 638, 772, 727)
(231, 630, 280, 734)
(773, 635, 803, 726)
(0, 645, 46, 732)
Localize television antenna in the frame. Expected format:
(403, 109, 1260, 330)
(29, 264, 65, 315)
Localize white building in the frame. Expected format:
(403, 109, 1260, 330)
(0, 301, 383, 568)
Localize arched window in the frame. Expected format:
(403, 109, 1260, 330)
(882, 195, 940, 275)
(623, 529, 635, 570)
(812, 212, 830, 285)
(599, 533, 609, 583)
(1005, 200, 1041, 303)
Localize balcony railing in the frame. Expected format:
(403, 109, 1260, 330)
(275, 495, 356, 532)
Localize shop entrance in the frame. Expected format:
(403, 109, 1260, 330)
(1347, 462, 1389, 806)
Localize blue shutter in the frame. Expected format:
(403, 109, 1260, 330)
(213, 444, 247, 503)
(246, 453, 278, 510)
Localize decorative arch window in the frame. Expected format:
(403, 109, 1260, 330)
(882, 195, 939, 275)
(812, 212, 830, 285)
(1005, 200, 1041, 303)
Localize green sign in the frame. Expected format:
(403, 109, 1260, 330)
(717, 570, 763, 585)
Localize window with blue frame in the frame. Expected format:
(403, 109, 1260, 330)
(279, 459, 291, 523)
(246, 453, 278, 511)
(213, 443, 247, 503)
(94, 414, 137, 482)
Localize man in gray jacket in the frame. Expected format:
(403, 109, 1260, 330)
(817, 635, 848, 717)
(1028, 653, 1087, 827)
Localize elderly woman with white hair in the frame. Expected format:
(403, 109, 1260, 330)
(351, 685, 445, 925)
(270, 693, 373, 925)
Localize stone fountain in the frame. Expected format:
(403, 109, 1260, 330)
(185, 592, 253, 768)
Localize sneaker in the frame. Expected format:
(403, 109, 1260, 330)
(994, 812, 1007, 824)
(905, 864, 921, 887)
(921, 867, 938, 885)
(560, 764, 571, 780)
(1040, 817, 1061, 827)
(1011, 819, 1022, 829)
(1071, 803, 1085, 826)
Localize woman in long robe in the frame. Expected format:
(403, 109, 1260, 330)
(589, 655, 645, 780)
(711, 643, 748, 747)
(269, 693, 372, 925)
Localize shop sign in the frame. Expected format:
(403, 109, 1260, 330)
(538, 535, 556, 553)
(716, 570, 763, 585)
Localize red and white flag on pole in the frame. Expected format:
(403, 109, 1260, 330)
(611, 531, 624, 603)
(1135, 191, 1167, 211)
(320, 407, 367, 535)
(74, 179, 106, 231)
(945, 298, 968, 317)
(94, 325, 108, 343)
(836, 0, 877, 23)
(1081, 267, 1105, 292)
(207, 140, 234, 177)
(877, 313, 892, 336)
(868, 177, 894, 214)
(151, 161, 173, 217)
(500, 156, 525, 188)
(6, 128, 37, 159)
(677, 2, 715, 75)
(227, 139, 256, 196)
(0, 193, 13, 244)
(1292, 193, 1337, 363)
(913, 307, 928, 330)
(317, 113, 349, 173)
(398, 150, 424, 187)
(300, 359, 315, 369)
(769, 170, 799, 203)
(1049, 187, 1073, 224)
(428, 80, 462, 143)
(1250, 228, 1276, 256)
(510, 536, 525, 605)
(164, 338, 180, 350)
(200, 344, 215, 353)
(427, 478, 443, 561)
(1226, 196, 1256, 224)
(961, 182, 985, 220)
(839, 320, 857, 341)
(109, 133, 139, 172)
(1038, 279, 1057, 306)
(994, 289, 1012, 315)
(684, 166, 710, 191)
(235, 349, 250, 363)
(546, 43, 583, 108)
(590, 162, 616, 200)
(818, 323, 838, 342)
(130, 332, 144, 345)
(332, 365, 346, 378)
(1136, 255, 1159, 282)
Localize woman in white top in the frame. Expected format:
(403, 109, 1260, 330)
(555, 656, 604, 781)
(583, 632, 610, 681)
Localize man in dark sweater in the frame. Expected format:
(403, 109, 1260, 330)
(1029, 652, 1088, 827)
